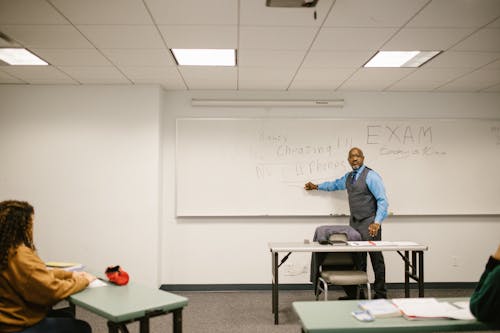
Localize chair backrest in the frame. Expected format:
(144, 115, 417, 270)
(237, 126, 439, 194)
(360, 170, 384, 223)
(320, 233, 356, 267)
(321, 252, 355, 266)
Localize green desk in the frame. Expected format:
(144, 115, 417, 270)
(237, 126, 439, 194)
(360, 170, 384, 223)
(293, 297, 493, 333)
(69, 282, 188, 333)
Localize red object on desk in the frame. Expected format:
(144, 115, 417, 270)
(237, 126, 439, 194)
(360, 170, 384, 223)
(105, 265, 130, 285)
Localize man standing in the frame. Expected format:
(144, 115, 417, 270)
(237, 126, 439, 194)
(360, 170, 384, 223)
(305, 147, 389, 299)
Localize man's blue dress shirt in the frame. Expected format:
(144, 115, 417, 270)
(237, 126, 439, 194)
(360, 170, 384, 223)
(317, 165, 388, 223)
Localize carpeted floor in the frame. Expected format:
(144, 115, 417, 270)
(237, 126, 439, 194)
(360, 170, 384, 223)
(73, 287, 499, 333)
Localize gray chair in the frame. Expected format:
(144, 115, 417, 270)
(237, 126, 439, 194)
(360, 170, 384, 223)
(315, 233, 371, 301)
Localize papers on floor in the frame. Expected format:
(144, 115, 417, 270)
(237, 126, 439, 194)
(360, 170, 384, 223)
(358, 299, 402, 318)
(357, 298, 475, 321)
(391, 298, 475, 320)
(46, 262, 84, 272)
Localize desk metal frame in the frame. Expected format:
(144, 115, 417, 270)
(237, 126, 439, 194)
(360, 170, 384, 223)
(69, 283, 187, 333)
(269, 242, 428, 325)
(293, 297, 492, 332)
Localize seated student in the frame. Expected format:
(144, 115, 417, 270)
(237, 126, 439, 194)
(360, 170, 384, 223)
(0, 200, 96, 333)
(470, 244, 500, 327)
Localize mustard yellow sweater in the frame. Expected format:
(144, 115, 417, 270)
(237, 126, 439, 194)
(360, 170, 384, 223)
(0, 245, 89, 332)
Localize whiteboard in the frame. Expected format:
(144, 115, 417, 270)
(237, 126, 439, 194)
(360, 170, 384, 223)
(176, 118, 500, 216)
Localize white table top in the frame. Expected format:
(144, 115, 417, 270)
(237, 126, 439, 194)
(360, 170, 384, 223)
(269, 241, 428, 253)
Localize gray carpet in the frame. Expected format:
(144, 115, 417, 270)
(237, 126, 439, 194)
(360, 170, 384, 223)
(75, 288, 498, 333)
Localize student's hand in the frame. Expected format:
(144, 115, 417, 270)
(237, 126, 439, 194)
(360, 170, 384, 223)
(368, 223, 380, 237)
(74, 271, 96, 283)
(304, 182, 318, 190)
(493, 244, 500, 260)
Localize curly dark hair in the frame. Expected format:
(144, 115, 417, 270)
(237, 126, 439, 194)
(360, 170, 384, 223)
(0, 200, 35, 271)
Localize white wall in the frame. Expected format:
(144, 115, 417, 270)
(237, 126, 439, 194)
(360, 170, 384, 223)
(0, 85, 162, 287)
(1, 86, 499, 288)
(161, 90, 500, 285)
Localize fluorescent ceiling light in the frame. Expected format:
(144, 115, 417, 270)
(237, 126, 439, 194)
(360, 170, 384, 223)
(171, 49, 236, 66)
(0, 48, 48, 65)
(364, 51, 441, 68)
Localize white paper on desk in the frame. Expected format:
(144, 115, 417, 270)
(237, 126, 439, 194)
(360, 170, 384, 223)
(88, 279, 108, 288)
(348, 241, 374, 246)
(448, 301, 475, 320)
(392, 298, 473, 320)
(453, 301, 469, 309)
(373, 241, 398, 246)
(391, 241, 419, 246)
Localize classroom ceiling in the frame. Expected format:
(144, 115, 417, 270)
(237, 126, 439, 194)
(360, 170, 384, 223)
(0, 0, 499, 92)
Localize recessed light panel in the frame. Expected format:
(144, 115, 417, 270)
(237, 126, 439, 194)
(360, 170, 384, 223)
(364, 51, 441, 68)
(171, 49, 236, 66)
(0, 48, 48, 65)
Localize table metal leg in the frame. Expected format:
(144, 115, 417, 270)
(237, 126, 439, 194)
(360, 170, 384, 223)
(107, 322, 130, 333)
(272, 251, 279, 324)
(418, 251, 424, 297)
(404, 250, 410, 297)
(139, 317, 149, 333)
(173, 308, 183, 333)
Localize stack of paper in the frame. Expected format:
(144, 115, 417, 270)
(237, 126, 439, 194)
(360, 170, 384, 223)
(391, 298, 475, 320)
(358, 299, 402, 318)
(46, 261, 84, 272)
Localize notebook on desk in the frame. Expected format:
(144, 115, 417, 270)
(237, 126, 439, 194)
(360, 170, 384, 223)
(46, 262, 84, 272)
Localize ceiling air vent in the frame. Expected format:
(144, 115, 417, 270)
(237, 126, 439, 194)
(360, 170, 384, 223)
(266, 0, 318, 7)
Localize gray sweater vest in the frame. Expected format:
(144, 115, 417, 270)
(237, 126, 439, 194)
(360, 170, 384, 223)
(346, 167, 377, 220)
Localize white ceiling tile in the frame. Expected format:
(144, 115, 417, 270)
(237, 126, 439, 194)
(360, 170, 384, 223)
(382, 28, 475, 51)
(49, 0, 153, 24)
(338, 68, 414, 90)
(425, 51, 500, 69)
(389, 68, 471, 91)
(240, 0, 333, 26)
(400, 67, 471, 82)
(0, 0, 67, 24)
(437, 68, 500, 91)
(293, 67, 355, 81)
(312, 27, 397, 51)
(179, 67, 237, 89)
(324, 0, 428, 27)
(290, 68, 355, 90)
(407, 0, 500, 28)
(77, 25, 165, 49)
(239, 26, 317, 50)
(301, 51, 374, 68)
(144, 0, 237, 25)
(101, 49, 175, 67)
(60, 66, 130, 84)
(483, 83, 500, 92)
(288, 80, 338, 90)
(0, 69, 25, 83)
(0, 37, 15, 47)
(158, 25, 237, 49)
(0, 25, 94, 48)
(0, 0, 498, 92)
(451, 29, 500, 52)
(488, 17, 500, 27)
(0, 66, 77, 84)
(238, 50, 305, 68)
(238, 67, 295, 90)
(387, 81, 443, 92)
(483, 58, 500, 69)
(31, 49, 111, 66)
(119, 66, 185, 89)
